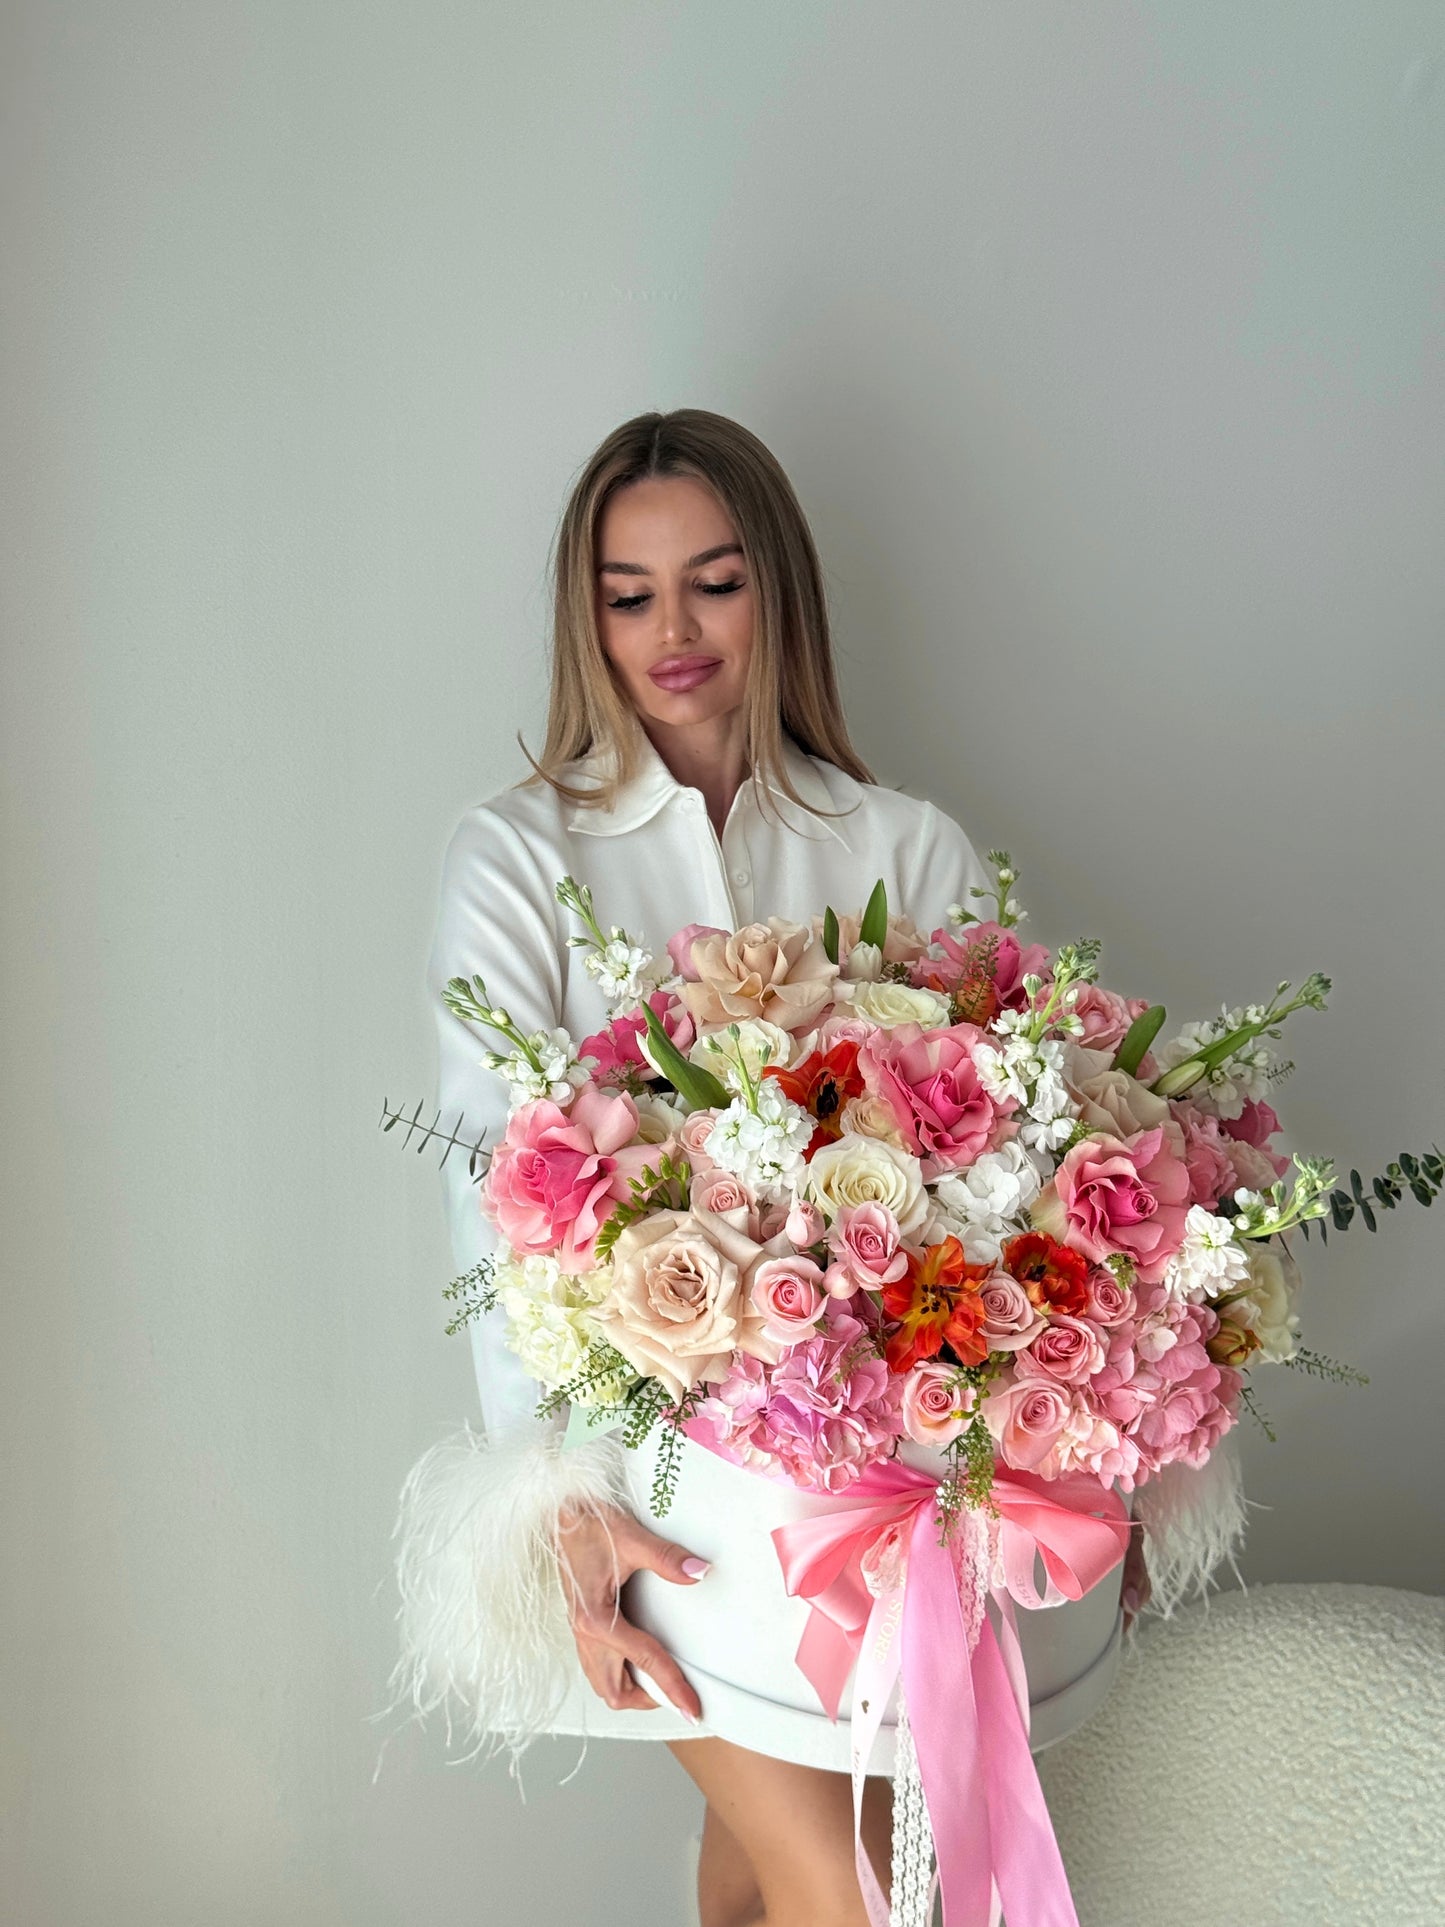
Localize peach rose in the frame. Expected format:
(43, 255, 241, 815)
(1063, 1044, 1186, 1159)
(679, 918, 840, 1035)
(689, 1166, 761, 1237)
(900, 1361, 976, 1447)
(594, 1207, 780, 1403)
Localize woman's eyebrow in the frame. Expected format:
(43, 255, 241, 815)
(597, 542, 744, 576)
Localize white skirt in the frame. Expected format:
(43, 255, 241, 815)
(534, 1425, 1124, 1773)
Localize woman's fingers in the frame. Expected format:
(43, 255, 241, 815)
(574, 1631, 660, 1713)
(618, 1517, 712, 1586)
(574, 1599, 703, 1724)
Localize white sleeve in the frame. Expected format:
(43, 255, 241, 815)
(425, 803, 568, 1445)
(908, 797, 992, 934)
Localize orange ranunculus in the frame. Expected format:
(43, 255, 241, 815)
(762, 1041, 866, 1158)
(881, 1235, 993, 1373)
(1001, 1230, 1092, 1317)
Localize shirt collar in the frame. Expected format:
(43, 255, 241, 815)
(565, 725, 852, 849)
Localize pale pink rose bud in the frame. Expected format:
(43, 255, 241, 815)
(756, 1200, 792, 1242)
(1016, 1313, 1107, 1384)
(679, 1107, 721, 1177)
(750, 1255, 827, 1344)
(785, 1197, 826, 1248)
(900, 1361, 975, 1447)
(667, 923, 729, 983)
(825, 1201, 908, 1291)
(822, 1260, 862, 1300)
(690, 1167, 760, 1237)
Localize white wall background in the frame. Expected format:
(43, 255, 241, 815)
(4, 4, 1442, 1922)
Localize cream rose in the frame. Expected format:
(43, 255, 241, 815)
(1223, 1240, 1301, 1362)
(679, 918, 839, 1035)
(593, 1207, 780, 1402)
(838, 980, 953, 1030)
(837, 1091, 908, 1148)
(1064, 1043, 1186, 1159)
(631, 1092, 687, 1146)
(688, 1015, 794, 1090)
(803, 1134, 929, 1237)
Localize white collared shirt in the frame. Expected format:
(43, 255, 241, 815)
(426, 729, 990, 1439)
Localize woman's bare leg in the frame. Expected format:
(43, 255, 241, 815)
(695, 1800, 765, 1927)
(668, 1735, 893, 1927)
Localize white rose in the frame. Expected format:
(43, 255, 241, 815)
(631, 1091, 688, 1145)
(1226, 1241, 1301, 1363)
(837, 980, 953, 1030)
(804, 1133, 929, 1237)
(689, 1016, 795, 1091)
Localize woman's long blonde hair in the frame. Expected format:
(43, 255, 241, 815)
(518, 408, 874, 815)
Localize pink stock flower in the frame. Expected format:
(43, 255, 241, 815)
(1171, 1101, 1240, 1210)
(900, 1361, 975, 1447)
(579, 990, 696, 1086)
(977, 1272, 1046, 1352)
(859, 1021, 1016, 1179)
(1032, 1125, 1191, 1284)
(751, 1254, 827, 1344)
(823, 1202, 909, 1297)
(1016, 1313, 1107, 1384)
(485, 1085, 653, 1268)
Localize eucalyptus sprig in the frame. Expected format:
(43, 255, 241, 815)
(1151, 974, 1330, 1100)
(379, 1096, 490, 1181)
(1299, 1147, 1444, 1241)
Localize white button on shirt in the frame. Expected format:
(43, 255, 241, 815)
(425, 727, 990, 1441)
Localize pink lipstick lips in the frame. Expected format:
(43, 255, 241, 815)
(648, 654, 723, 693)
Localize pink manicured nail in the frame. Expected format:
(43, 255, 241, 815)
(681, 1556, 711, 1578)
(1122, 1585, 1140, 1617)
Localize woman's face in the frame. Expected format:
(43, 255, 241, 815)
(594, 474, 755, 730)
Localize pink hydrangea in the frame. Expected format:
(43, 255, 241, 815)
(693, 1304, 903, 1494)
(579, 990, 696, 1087)
(1089, 1282, 1241, 1485)
(1171, 1100, 1240, 1210)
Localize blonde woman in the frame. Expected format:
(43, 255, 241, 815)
(395, 409, 1161, 1926)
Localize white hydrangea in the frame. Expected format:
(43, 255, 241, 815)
(925, 1142, 1043, 1262)
(482, 1027, 592, 1107)
(585, 934, 664, 1006)
(704, 1082, 814, 1203)
(1161, 1204, 1252, 1302)
(972, 1029, 1079, 1150)
(498, 1253, 625, 1404)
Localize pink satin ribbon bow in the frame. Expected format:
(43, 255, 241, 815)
(769, 1457, 1129, 1927)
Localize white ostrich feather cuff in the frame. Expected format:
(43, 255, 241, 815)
(1131, 1428, 1250, 1619)
(385, 1423, 630, 1763)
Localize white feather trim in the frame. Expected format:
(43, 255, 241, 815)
(1131, 1428, 1251, 1620)
(384, 1423, 630, 1764)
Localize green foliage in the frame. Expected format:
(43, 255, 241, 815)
(535, 1342, 640, 1419)
(821, 905, 840, 965)
(1239, 1383, 1277, 1443)
(1112, 1004, 1166, 1078)
(379, 1096, 490, 1182)
(1300, 1145, 1442, 1243)
(1280, 1347, 1369, 1387)
(640, 1000, 729, 1109)
(594, 1150, 692, 1262)
(441, 1259, 499, 1335)
(858, 878, 888, 952)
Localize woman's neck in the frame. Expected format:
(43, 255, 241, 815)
(641, 713, 750, 839)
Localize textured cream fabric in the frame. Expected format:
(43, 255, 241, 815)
(425, 721, 990, 1442)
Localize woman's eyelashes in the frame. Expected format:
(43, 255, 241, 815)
(605, 578, 746, 612)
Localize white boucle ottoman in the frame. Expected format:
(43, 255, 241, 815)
(1034, 1582, 1444, 1927)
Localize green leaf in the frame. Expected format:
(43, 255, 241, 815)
(859, 878, 888, 952)
(1112, 1004, 1166, 1077)
(640, 1001, 729, 1110)
(1329, 1191, 1355, 1233)
(822, 905, 840, 965)
(1349, 1167, 1377, 1233)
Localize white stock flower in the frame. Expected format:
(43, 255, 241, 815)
(586, 934, 664, 1006)
(838, 979, 952, 1028)
(804, 1134, 929, 1237)
(1161, 1204, 1252, 1302)
(483, 1027, 592, 1106)
(704, 1082, 813, 1203)
(689, 1017, 794, 1092)
(970, 1039, 1030, 1107)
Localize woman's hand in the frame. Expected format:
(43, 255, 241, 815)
(554, 1499, 708, 1723)
(1121, 1518, 1152, 1632)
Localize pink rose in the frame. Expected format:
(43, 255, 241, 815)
(785, 1197, 826, 1249)
(977, 1272, 1046, 1352)
(1171, 1101, 1240, 1210)
(1220, 1097, 1290, 1180)
(980, 1374, 1075, 1471)
(690, 1167, 760, 1236)
(679, 1106, 721, 1178)
(667, 923, 729, 983)
(1016, 1314, 1107, 1384)
(1069, 984, 1150, 1053)
(751, 1254, 827, 1344)
(1085, 1266, 1135, 1328)
(484, 1084, 653, 1269)
(859, 1021, 1016, 1179)
(1032, 1125, 1191, 1284)
(900, 1361, 975, 1447)
(823, 1202, 908, 1297)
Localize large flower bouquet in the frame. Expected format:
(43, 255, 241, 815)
(415, 854, 1434, 1528)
